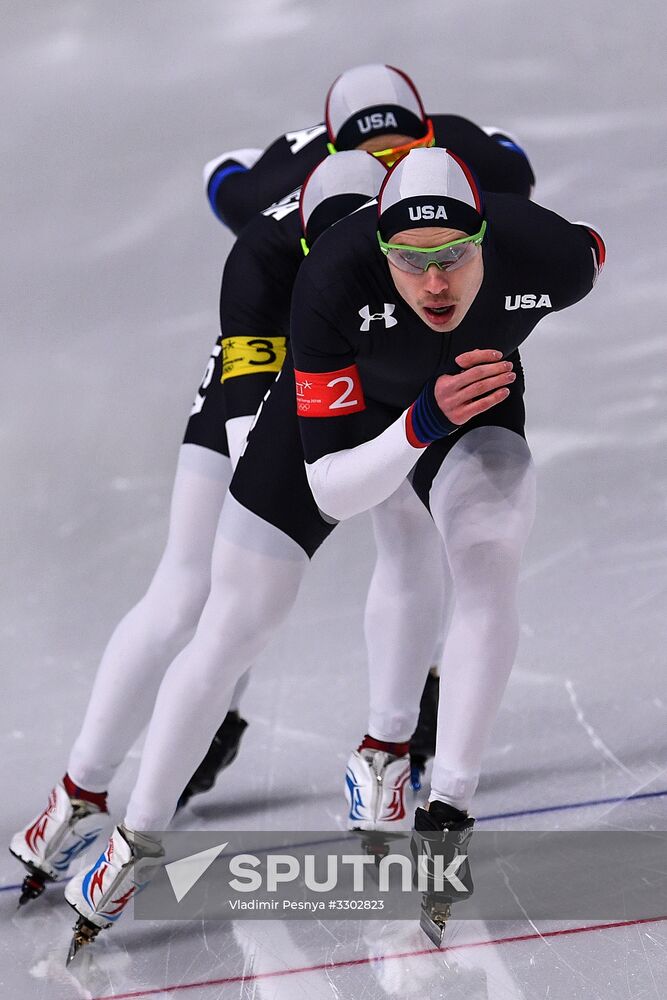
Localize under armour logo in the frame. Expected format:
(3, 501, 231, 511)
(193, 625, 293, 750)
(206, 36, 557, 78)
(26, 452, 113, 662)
(359, 304, 397, 332)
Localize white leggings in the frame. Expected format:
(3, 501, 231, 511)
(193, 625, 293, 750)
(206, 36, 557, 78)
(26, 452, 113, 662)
(67, 444, 232, 790)
(124, 426, 534, 829)
(366, 479, 447, 742)
(429, 427, 536, 810)
(124, 494, 308, 828)
(68, 445, 446, 793)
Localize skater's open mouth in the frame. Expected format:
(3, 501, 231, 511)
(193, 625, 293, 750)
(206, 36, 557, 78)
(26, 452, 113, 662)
(423, 304, 455, 325)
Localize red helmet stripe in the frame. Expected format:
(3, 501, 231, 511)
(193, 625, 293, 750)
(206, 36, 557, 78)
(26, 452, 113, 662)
(324, 74, 342, 141)
(446, 149, 483, 213)
(587, 227, 606, 270)
(386, 65, 427, 122)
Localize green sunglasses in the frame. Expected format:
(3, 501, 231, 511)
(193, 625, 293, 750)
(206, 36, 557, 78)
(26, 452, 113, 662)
(377, 220, 487, 273)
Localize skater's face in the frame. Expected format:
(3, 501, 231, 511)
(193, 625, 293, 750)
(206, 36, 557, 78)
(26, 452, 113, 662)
(385, 226, 484, 332)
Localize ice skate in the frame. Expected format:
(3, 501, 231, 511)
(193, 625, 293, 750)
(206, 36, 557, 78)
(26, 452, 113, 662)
(345, 741, 411, 832)
(64, 823, 164, 964)
(411, 800, 475, 947)
(409, 671, 439, 790)
(177, 710, 248, 809)
(10, 780, 107, 906)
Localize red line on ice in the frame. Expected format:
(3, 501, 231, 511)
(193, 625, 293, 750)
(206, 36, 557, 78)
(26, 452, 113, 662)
(90, 914, 667, 1000)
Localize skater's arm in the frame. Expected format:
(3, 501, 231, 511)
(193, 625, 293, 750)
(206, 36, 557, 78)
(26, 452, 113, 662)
(217, 213, 302, 447)
(480, 123, 535, 197)
(205, 125, 328, 235)
(297, 351, 514, 521)
(204, 149, 263, 235)
(432, 114, 535, 197)
(300, 404, 425, 521)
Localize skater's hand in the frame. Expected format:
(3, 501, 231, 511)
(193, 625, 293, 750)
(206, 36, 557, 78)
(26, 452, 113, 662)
(433, 349, 516, 426)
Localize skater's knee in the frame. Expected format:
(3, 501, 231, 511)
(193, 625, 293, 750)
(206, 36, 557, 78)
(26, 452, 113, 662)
(178, 636, 250, 704)
(371, 504, 442, 586)
(447, 535, 522, 590)
(143, 565, 210, 635)
(431, 428, 536, 531)
(437, 445, 536, 561)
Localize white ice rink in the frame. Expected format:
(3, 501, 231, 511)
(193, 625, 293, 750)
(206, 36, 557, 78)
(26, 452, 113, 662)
(2, 1, 666, 997)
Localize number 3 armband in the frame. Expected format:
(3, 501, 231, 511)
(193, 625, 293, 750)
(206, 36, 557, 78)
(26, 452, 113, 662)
(294, 365, 366, 417)
(221, 336, 287, 381)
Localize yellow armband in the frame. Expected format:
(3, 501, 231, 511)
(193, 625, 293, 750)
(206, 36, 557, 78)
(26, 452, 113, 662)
(221, 336, 287, 381)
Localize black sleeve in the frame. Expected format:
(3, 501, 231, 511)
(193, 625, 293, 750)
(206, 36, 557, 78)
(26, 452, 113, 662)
(435, 201, 605, 365)
(432, 114, 535, 197)
(538, 218, 605, 311)
(483, 129, 536, 196)
(498, 198, 604, 308)
(289, 267, 357, 372)
(209, 125, 329, 235)
(218, 222, 300, 418)
(290, 268, 399, 464)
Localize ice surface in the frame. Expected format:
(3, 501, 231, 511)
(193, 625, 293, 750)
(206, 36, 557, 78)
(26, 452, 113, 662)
(2, 1, 666, 997)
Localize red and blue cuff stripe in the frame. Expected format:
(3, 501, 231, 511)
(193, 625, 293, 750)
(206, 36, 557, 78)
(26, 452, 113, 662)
(406, 378, 457, 447)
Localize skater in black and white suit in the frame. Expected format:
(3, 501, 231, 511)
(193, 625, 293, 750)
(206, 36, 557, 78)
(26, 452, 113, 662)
(127, 148, 602, 842)
(55, 147, 603, 944)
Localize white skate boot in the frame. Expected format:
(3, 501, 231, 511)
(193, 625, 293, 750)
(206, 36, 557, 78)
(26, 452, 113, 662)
(10, 781, 107, 905)
(345, 747, 411, 832)
(65, 824, 164, 963)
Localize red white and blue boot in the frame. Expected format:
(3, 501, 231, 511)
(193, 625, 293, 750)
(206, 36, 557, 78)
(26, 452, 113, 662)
(10, 778, 108, 906)
(64, 824, 164, 964)
(345, 737, 412, 835)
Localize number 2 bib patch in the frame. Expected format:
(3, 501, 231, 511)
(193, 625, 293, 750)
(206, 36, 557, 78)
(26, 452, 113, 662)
(294, 365, 366, 417)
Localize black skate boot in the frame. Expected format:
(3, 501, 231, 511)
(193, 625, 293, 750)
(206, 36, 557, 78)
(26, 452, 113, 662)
(177, 711, 248, 809)
(411, 800, 475, 947)
(409, 671, 439, 790)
